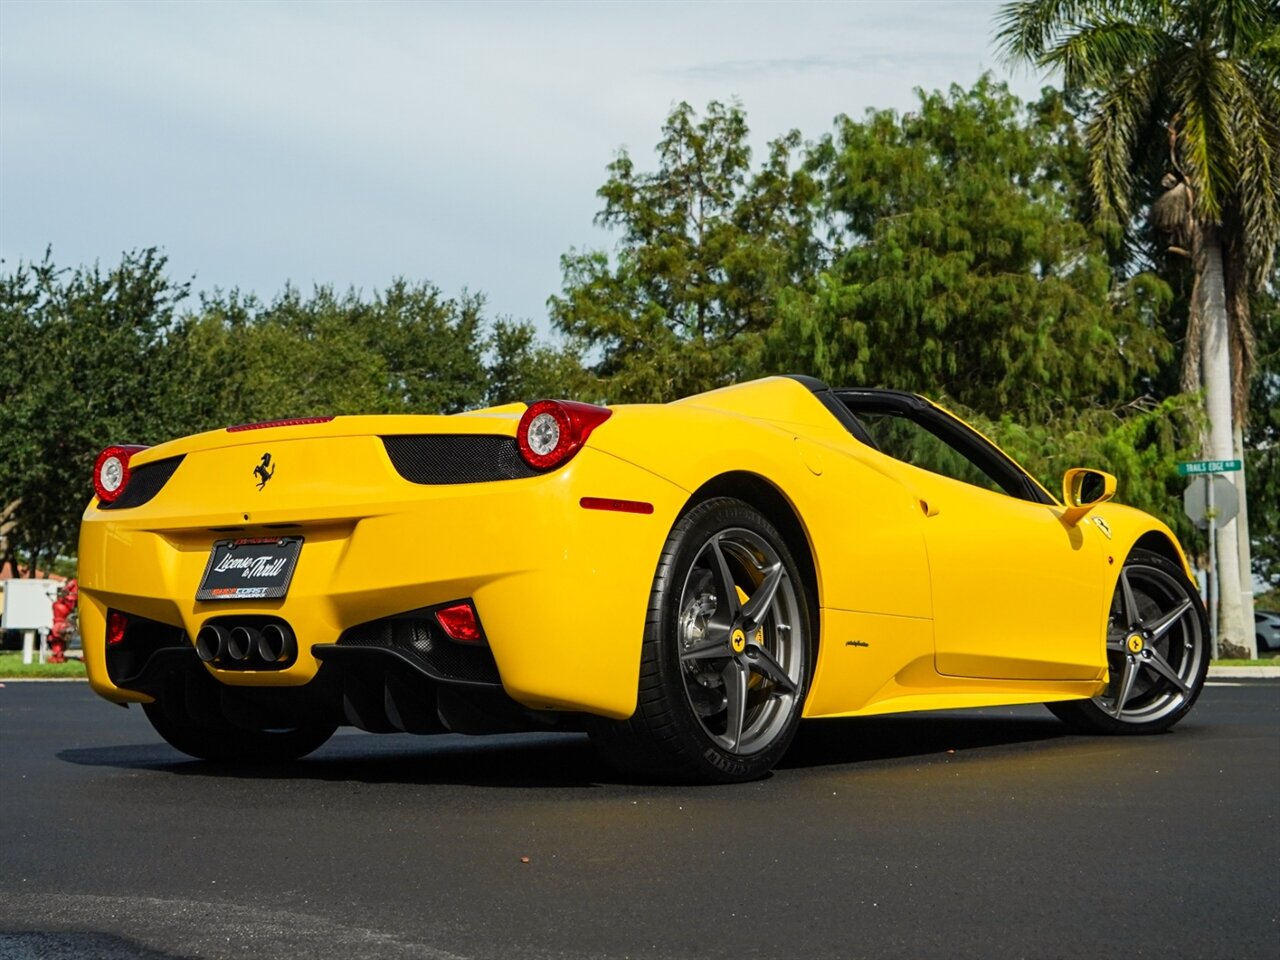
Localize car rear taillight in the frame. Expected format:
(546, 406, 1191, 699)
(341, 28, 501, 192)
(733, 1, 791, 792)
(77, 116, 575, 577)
(93, 445, 149, 504)
(434, 601, 485, 644)
(106, 610, 128, 645)
(516, 400, 612, 470)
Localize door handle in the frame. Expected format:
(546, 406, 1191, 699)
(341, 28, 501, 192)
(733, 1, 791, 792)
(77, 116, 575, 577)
(918, 498, 940, 518)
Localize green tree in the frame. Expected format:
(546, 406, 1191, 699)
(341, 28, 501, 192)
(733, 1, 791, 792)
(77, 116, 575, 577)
(160, 281, 492, 437)
(997, 0, 1280, 656)
(550, 101, 818, 401)
(1244, 274, 1280, 586)
(2, 253, 511, 573)
(0, 249, 189, 574)
(767, 79, 1174, 422)
(485, 319, 587, 405)
(762, 78, 1197, 530)
(363, 281, 490, 414)
(555, 82, 1199, 534)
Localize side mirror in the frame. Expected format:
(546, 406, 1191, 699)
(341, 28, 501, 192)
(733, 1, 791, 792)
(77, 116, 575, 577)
(1060, 468, 1116, 526)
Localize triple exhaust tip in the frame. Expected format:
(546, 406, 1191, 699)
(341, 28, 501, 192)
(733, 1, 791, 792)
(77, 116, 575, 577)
(195, 622, 296, 665)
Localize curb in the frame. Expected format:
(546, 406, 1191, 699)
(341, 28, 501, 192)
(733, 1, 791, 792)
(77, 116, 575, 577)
(0, 677, 88, 683)
(1207, 666, 1280, 678)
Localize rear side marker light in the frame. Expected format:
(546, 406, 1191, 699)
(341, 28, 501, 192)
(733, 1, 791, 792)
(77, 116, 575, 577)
(93, 445, 149, 504)
(226, 416, 335, 432)
(435, 602, 485, 644)
(106, 611, 128, 645)
(516, 400, 612, 470)
(580, 497, 654, 515)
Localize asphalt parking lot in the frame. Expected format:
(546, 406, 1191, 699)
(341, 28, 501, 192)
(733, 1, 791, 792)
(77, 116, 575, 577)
(1, 680, 1276, 960)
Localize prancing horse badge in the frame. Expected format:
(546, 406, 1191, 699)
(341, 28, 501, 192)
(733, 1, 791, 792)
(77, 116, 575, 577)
(254, 453, 276, 490)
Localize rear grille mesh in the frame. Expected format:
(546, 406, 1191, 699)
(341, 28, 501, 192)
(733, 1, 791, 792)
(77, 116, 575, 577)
(382, 435, 538, 484)
(100, 456, 184, 510)
(104, 435, 528, 504)
(337, 614, 501, 685)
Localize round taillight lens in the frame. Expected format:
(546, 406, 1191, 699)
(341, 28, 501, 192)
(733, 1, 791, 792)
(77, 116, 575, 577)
(516, 400, 612, 470)
(100, 456, 126, 493)
(523, 405, 569, 461)
(93, 445, 148, 503)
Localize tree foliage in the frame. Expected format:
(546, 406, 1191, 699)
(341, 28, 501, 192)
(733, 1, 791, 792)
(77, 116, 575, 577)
(551, 82, 1201, 531)
(0, 254, 579, 572)
(486, 318, 589, 406)
(0, 249, 189, 575)
(549, 101, 818, 401)
(998, 0, 1280, 413)
(1246, 273, 1280, 586)
(768, 79, 1174, 421)
(158, 281, 491, 438)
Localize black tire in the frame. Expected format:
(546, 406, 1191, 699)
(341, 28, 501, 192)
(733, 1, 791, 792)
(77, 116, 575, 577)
(590, 497, 813, 783)
(143, 679, 336, 763)
(1049, 548, 1209, 735)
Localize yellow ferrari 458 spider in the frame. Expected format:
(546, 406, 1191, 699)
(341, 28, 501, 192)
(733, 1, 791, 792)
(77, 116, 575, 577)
(79, 375, 1209, 782)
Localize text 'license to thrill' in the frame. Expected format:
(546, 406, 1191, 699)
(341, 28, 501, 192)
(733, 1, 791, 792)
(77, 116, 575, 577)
(196, 536, 303, 601)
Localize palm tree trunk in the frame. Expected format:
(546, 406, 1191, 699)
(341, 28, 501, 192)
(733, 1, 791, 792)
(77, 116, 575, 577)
(1199, 232, 1250, 657)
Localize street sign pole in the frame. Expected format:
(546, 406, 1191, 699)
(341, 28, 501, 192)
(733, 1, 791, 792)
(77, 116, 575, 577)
(1178, 458, 1246, 660)
(1207, 474, 1218, 658)
(1233, 426, 1257, 660)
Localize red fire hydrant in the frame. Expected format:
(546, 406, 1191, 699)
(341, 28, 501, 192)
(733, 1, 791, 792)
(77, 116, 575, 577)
(49, 578, 78, 663)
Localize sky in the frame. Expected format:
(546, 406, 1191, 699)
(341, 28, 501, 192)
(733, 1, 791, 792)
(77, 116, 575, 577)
(0, 0, 1052, 332)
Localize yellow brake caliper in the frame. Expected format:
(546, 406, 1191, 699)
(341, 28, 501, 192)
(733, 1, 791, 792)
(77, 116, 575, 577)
(735, 585, 766, 688)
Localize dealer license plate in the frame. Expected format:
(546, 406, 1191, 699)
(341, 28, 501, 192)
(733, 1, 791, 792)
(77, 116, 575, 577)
(196, 536, 303, 601)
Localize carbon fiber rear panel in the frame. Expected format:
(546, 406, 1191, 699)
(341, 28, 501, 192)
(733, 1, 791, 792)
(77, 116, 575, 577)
(381, 435, 538, 484)
(100, 456, 184, 510)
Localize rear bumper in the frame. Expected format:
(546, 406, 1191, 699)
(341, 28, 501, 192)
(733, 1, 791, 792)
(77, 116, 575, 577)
(79, 446, 688, 718)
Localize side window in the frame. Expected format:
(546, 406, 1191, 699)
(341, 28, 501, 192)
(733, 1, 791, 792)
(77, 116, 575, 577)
(857, 411, 1011, 496)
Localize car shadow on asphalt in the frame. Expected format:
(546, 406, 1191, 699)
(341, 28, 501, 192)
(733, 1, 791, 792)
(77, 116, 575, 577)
(57, 731, 612, 788)
(56, 710, 1077, 787)
(779, 712, 1071, 771)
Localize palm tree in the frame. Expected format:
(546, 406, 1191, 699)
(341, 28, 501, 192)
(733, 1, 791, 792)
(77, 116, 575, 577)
(997, 0, 1280, 657)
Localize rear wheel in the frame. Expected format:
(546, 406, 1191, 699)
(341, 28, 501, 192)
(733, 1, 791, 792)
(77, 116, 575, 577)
(590, 498, 813, 783)
(143, 678, 335, 763)
(1049, 548, 1208, 734)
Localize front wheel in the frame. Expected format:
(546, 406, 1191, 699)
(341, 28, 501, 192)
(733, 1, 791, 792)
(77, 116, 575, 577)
(590, 498, 813, 783)
(1049, 548, 1209, 734)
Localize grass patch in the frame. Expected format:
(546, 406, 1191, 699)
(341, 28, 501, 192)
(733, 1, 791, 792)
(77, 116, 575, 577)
(0, 652, 87, 679)
(1212, 657, 1280, 667)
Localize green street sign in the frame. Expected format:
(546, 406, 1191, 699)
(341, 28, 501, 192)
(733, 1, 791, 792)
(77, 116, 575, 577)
(1177, 459, 1242, 476)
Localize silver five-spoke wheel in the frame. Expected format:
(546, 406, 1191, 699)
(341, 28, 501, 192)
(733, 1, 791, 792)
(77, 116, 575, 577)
(1050, 548, 1208, 734)
(676, 528, 805, 755)
(1101, 561, 1204, 722)
(589, 497, 813, 782)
